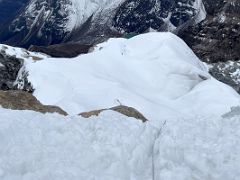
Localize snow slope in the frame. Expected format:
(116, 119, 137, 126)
(1, 32, 240, 179)
(1, 103, 240, 179)
(24, 32, 240, 119)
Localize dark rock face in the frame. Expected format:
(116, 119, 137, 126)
(209, 61, 240, 93)
(0, 90, 67, 115)
(0, 0, 205, 49)
(0, 45, 34, 92)
(180, 0, 240, 63)
(0, 46, 23, 90)
(113, 0, 200, 33)
(29, 43, 93, 58)
(80, 105, 148, 122)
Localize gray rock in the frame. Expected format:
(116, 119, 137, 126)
(0, 46, 33, 92)
(209, 60, 240, 93)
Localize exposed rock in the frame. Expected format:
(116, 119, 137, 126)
(0, 45, 34, 92)
(0, 0, 206, 48)
(0, 48, 23, 90)
(80, 105, 148, 122)
(0, 90, 67, 115)
(29, 43, 93, 58)
(80, 109, 104, 118)
(179, 0, 240, 63)
(209, 60, 240, 93)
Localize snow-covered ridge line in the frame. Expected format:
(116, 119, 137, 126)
(21, 32, 239, 119)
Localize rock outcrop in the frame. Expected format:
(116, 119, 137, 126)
(80, 105, 148, 122)
(0, 90, 67, 115)
(179, 0, 240, 63)
(29, 43, 92, 58)
(0, 44, 45, 92)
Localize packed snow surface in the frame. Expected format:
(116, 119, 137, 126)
(1, 105, 240, 179)
(0, 109, 158, 180)
(1, 32, 240, 179)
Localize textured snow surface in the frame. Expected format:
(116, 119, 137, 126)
(1, 105, 240, 179)
(25, 32, 239, 118)
(0, 109, 158, 180)
(1, 32, 240, 179)
(154, 113, 240, 180)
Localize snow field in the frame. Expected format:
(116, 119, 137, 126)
(0, 109, 159, 180)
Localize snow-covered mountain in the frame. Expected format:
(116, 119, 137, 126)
(1, 32, 240, 179)
(0, 0, 206, 48)
(113, 0, 206, 33)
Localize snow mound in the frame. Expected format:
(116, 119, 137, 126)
(24, 32, 240, 119)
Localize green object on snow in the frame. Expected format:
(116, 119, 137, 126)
(124, 32, 138, 39)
